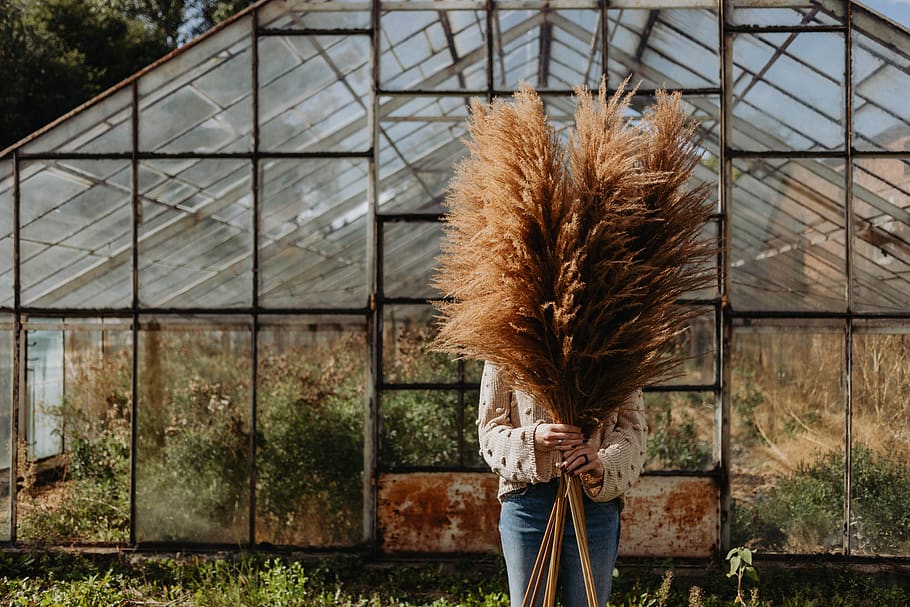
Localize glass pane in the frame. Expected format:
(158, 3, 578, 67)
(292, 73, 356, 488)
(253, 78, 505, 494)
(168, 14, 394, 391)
(382, 304, 457, 384)
(732, 33, 844, 151)
(256, 316, 366, 547)
(139, 159, 252, 308)
(0, 161, 12, 307)
(135, 316, 251, 544)
(19, 160, 132, 308)
(259, 0, 371, 29)
(382, 220, 442, 299)
(22, 88, 132, 154)
(380, 8, 487, 91)
(0, 317, 12, 541)
(380, 390, 460, 469)
(644, 391, 715, 471)
(496, 8, 603, 91)
(853, 158, 910, 312)
(609, 9, 719, 89)
(730, 319, 845, 554)
(17, 319, 131, 544)
(260, 158, 368, 308)
(259, 36, 370, 152)
(138, 18, 252, 153)
(730, 157, 846, 312)
(656, 306, 716, 387)
(731, 0, 844, 26)
(852, 322, 910, 556)
(853, 24, 910, 152)
(378, 95, 469, 213)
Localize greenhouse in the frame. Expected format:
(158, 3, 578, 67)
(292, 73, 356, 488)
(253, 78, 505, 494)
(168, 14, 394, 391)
(0, 0, 907, 562)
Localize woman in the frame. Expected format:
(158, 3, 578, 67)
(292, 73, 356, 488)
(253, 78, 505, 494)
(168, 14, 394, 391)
(478, 361, 648, 607)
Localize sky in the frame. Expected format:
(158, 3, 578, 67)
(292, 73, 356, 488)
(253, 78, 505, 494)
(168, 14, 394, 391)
(858, 0, 910, 27)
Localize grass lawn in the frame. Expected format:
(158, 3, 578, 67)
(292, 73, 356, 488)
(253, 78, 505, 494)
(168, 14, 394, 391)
(0, 551, 907, 606)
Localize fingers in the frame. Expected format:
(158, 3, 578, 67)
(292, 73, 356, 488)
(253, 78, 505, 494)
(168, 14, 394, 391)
(561, 446, 602, 477)
(535, 424, 585, 451)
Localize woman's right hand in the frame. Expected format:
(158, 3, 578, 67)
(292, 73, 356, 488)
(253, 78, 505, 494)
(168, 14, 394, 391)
(535, 423, 584, 452)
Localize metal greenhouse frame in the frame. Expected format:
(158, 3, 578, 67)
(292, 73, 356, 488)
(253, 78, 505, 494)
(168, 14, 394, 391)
(0, 0, 908, 560)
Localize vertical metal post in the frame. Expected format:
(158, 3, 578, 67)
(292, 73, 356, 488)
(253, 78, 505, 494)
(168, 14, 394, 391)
(718, 0, 733, 559)
(10, 152, 21, 543)
(129, 79, 140, 546)
(367, 0, 382, 557)
(602, 0, 609, 86)
(843, 0, 854, 557)
(486, 0, 494, 99)
(249, 8, 261, 548)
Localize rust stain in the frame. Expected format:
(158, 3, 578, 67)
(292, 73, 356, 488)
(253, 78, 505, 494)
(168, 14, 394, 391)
(379, 472, 501, 553)
(621, 476, 719, 558)
(378, 473, 719, 558)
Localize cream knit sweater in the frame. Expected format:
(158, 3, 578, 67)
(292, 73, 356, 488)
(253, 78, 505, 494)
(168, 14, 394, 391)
(478, 361, 648, 502)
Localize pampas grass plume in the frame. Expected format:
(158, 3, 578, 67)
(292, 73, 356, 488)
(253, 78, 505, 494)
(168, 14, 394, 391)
(433, 80, 713, 434)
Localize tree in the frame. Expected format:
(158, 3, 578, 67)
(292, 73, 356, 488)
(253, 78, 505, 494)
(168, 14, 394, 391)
(0, 0, 253, 151)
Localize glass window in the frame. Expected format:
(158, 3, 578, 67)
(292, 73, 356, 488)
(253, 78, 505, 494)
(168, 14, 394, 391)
(256, 315, 366, 547)
(0, 316, 12, 541)
(259, 35, 370, 153)
(135, 316, 251, 544)
(0, 160, 12, 308)
(644, 391, 716, 471)
(21, 88, 132, 155)
(730, 0, 843, 27)
(19, 160, 132, 308)
(17, 318, 131, 544)
(382, 220, 442, 300)
(259, 0, 371, 29)
(378, 95, 470, 214)
(730, 157, 846, 312)
(730, 319, 845, 554)
(138, 19, 253, 153)
(138, 159, 252, 308)
(380, 389, 460, 469)
(853, 158, 910, 312)
(380, 7, 487, 91)
(732, 33, 844, 151)
(259, 158, 368, 308)
(852, 22, 910, 152)
(496, 7, 602, 91)
(382, 304, 457, 384)
(609, 8, 719, 89)
(656, 306, 717, 387)
(851, 321, 910, 556)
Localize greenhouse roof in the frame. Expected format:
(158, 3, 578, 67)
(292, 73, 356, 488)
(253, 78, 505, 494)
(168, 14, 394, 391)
(0, 0, 908, 314)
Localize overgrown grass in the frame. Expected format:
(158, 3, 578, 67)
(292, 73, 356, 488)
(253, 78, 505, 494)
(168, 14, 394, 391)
(0, 552, 907, 607)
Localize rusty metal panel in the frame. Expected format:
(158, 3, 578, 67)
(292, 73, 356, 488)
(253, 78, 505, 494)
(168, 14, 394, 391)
(619, 475, 720, 558)
(378, 472, 501, 553)
(378, 472, 719, 557)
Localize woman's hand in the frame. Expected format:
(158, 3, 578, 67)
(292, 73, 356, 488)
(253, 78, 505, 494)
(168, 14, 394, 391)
(561, 443, 603, 481)
(534, 423, 584, 452)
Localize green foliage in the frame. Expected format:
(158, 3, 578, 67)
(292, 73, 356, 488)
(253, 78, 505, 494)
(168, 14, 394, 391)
(732, 444, 910, 553)
(646, 394, 712, 470)
(725, 547, 758, 606)
(0, 0, 253, 150)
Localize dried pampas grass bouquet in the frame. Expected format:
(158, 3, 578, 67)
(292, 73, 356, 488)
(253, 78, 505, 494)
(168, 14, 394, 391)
(433, 80, 714, 435)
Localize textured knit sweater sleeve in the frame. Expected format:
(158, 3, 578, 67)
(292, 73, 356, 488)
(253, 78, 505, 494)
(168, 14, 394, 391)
(584, 389, 648, 502)
(477, 362, 549, 484)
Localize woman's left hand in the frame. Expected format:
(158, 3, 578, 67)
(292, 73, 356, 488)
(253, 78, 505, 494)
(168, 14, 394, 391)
(561, 443, 603, 479)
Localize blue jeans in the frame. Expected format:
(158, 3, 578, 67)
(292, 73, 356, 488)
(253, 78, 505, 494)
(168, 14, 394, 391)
(499, 479, 621, 607)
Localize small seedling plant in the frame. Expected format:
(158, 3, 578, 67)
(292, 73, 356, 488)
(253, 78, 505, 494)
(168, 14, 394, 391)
(725, 547, 758, 605)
